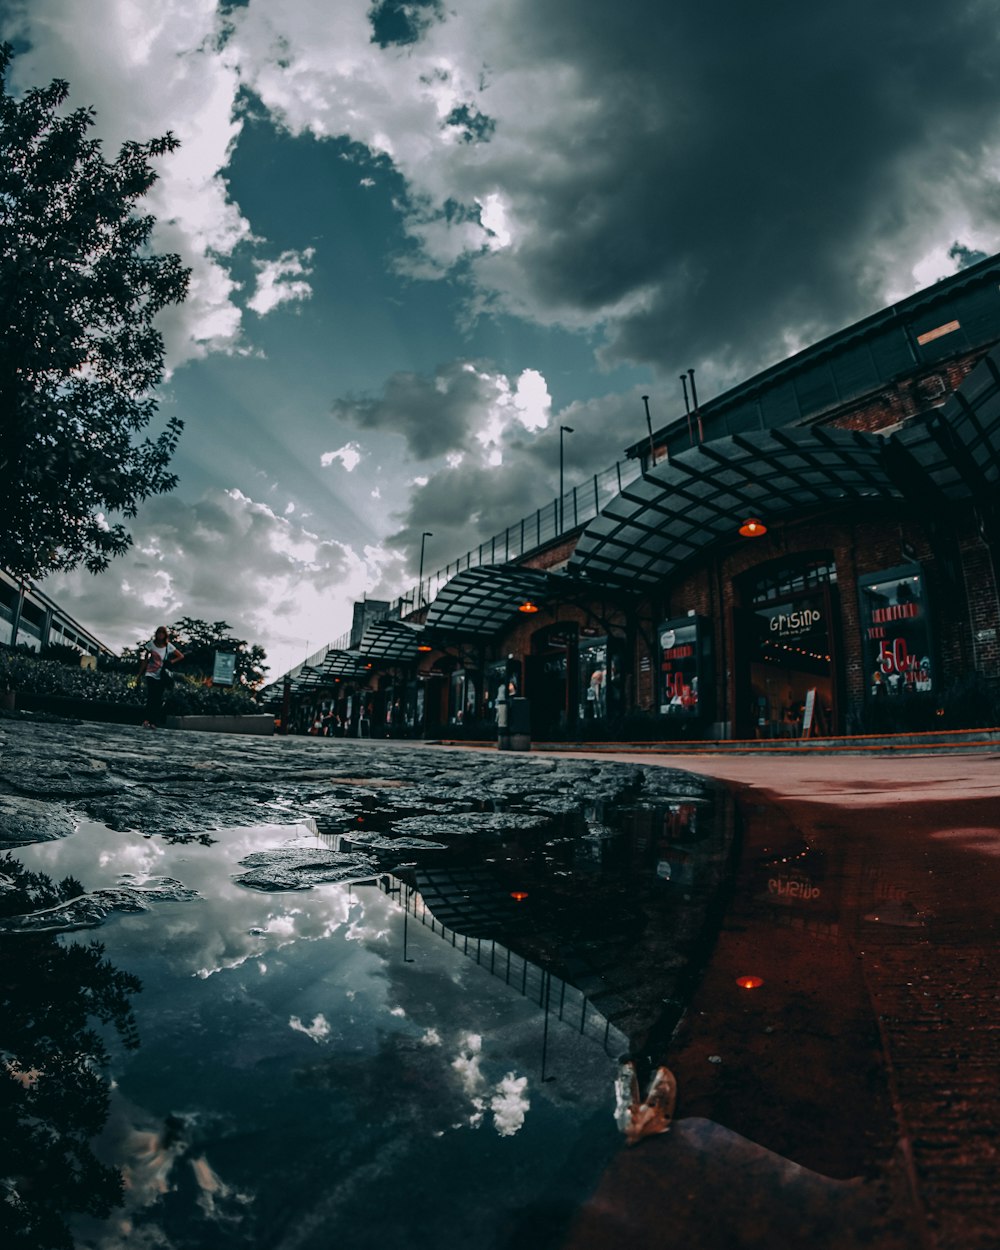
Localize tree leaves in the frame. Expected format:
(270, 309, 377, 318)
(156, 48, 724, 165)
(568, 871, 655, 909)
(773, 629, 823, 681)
(0, 44, 190, 581)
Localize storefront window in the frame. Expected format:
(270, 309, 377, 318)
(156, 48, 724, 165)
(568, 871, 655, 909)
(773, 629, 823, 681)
(485, 659, 521, 722)
(657, 618, 704, 717)
(579, 639, 606, 721)
(449, 670, 480, 724)
(858, 566, 933, 699)
(749, 555, 837, 606)
(748, 597, 832, 735)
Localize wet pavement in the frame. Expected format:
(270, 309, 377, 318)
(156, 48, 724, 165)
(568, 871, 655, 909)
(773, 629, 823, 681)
(1, 715, 997, 1249)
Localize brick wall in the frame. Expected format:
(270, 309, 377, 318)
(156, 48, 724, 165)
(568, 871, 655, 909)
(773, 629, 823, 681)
(818, 350, 987, 435)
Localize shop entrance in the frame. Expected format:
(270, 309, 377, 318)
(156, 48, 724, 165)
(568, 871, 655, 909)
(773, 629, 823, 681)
(526, 624, 577, 737)
(734, 556, 841, 738)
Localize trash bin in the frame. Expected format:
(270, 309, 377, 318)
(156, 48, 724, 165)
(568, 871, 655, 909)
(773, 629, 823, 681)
(508, 697, 531, 751)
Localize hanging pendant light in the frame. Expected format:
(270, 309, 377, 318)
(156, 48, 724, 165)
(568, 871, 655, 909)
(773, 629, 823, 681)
(739, 517, 767, 538)
(518, 600, 539, 613)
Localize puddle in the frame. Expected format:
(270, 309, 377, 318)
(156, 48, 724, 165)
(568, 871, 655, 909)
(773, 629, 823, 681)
(2, 791, 736, 1250)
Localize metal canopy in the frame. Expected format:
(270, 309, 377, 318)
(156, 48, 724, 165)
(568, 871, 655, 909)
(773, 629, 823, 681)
(895, 348, 1000, 501)
(319, 649, 370, 677)
(356, 618, 425, 661)
(290, 665, 325, 691)
(570, 426, 898, 586)
(571, 346, 1000, 588)
(424, 565, 573, 637)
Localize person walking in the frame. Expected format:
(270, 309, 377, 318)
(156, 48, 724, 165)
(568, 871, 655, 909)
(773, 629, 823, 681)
(138, 626, 185, 728)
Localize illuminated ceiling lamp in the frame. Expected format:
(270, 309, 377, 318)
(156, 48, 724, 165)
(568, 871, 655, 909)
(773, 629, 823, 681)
(510, 891, 529, 902)
(738, 517, 768, 538)
(417, 642, 433, 653)
(736, 975, 764, 989)
(518, 600, 540, 613)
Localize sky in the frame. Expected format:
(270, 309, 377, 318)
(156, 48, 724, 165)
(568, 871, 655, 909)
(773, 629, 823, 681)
(3, 0, 999, 679)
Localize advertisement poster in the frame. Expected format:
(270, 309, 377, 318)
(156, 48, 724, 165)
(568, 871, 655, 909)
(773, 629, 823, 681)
(657, 618, 702, 716)
(858, 566, 933, 698)
(212, 652, 237, 685)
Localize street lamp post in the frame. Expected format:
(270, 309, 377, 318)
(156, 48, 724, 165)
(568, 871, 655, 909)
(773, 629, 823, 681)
(559, 425, 574, 533)
(418, 531, 433, 607)
(642, 395, 656, 467)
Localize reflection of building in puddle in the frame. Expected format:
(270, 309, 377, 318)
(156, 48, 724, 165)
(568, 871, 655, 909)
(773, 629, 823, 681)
(751, 847, 842, 940)
(379, 874, 629, 1060)
(748, 842, 926, 942)
(861, 864, 926, 931)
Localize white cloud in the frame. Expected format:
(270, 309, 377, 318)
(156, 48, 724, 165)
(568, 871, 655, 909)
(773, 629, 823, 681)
(41, 486, 407, 677)
(320, 443, 363, 472)
(247, 247, 316, 317)
(6, 0, 252, 369)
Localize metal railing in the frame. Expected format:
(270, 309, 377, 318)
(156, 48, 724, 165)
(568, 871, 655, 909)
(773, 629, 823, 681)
(379, 875, 630, 1060)
(288, 457, 642, 677)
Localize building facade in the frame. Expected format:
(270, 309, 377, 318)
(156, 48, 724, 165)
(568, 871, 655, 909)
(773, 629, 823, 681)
(278, 254, 1000, 741)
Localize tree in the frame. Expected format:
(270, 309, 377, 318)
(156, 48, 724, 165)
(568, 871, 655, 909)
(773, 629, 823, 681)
(162, 617, 269, 690)
(0, 857, 142, 1250)
(0, 45, 190, 581)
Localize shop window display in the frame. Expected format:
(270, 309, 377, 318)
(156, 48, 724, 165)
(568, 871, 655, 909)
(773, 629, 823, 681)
(748, 598, 833, 736)
(858, 566, 933, 699)
(657, 619, 704, 718)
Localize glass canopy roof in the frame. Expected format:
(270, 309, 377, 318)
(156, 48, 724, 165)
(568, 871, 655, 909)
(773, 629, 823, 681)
(571, 346, 1000, 587)
(423, 565, 571, 637)
(570, 426, 896, 586)
(356, 619, 426, 661)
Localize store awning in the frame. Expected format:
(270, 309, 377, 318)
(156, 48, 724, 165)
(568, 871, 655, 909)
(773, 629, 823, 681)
(356, 618, 425, 661)
(319, 649, 371, 677)
(289, 665, 325, 691)
(570, 426, 898, 586)
(423, 564, 574, 637)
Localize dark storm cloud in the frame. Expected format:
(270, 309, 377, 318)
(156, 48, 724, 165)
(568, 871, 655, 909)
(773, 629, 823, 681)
(331, 361, 501, 460)
(390, 388, 649, 573)
(480, 0, 1000, 386)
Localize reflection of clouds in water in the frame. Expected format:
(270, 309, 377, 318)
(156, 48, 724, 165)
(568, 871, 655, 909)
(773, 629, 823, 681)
(98, 840, 166, 879)
(930, 827, 1000, 856)
(491, 1073, 530, 1138)
(389, 1005, 406, 1017)
(451, 1033, 530, 1137)
(15, 822, 368, 980)
(87, 1091, 254, 1248)
(422, 1028, 442, 1047)
(290, 1013, 332, 1044)
(452, 1032, 484, 1096)
(190, 1155, 253, 1223)
(345, 917, 390, 943)
(182, 882, 356, 979)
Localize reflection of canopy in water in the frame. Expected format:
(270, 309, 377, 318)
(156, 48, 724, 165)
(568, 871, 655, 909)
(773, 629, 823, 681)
(380, 873, 628, 1058)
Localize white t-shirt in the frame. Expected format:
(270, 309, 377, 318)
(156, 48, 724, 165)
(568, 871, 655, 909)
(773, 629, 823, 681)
(145, 642, 178, 680)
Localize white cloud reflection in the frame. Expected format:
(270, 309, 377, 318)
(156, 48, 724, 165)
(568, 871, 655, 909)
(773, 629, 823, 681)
(289, 1012, 332, 1044)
